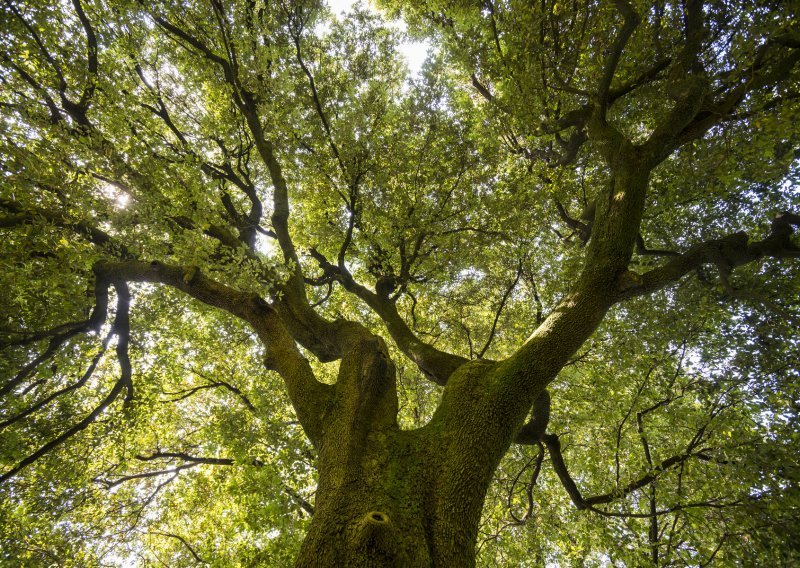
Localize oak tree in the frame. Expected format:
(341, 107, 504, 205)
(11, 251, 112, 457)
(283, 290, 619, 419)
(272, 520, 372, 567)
(1, 0, 799, 565)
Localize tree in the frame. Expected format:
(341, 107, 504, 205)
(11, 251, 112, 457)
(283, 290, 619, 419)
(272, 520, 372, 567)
(1, 0, 799, 565)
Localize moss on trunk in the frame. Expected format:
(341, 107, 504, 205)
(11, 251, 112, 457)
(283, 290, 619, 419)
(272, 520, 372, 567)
(295, 349, 536, 567)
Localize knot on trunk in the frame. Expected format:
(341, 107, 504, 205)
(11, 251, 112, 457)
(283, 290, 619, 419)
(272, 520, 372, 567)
(365, 510, 390, 524)
(354, 510, 398, 557)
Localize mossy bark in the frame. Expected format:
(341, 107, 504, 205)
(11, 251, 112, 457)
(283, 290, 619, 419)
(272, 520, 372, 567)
(294, 156, 654, 566)
(294, 341, 539, 567)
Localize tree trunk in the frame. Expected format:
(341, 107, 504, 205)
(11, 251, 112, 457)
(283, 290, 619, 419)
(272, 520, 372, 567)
(292, 153, 656, 566)
(294, 335, 532, 567)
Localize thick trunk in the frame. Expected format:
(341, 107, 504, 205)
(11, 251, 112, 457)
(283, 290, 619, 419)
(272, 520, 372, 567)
(293, 155, 653, 566)
(293, 330, 436, 566)
(294, 343, 518, 567)
(294, 428, 434, 567)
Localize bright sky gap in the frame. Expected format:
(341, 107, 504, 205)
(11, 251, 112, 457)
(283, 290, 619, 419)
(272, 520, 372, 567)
(326, 0, 430, 77)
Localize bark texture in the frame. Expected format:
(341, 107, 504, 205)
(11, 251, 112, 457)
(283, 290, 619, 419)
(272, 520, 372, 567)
(292, 146, 657, 566)
(295, 355, 524, 568)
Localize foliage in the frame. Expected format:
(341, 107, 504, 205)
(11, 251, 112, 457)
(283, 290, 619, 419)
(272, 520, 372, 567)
(1, 0, 799, 566)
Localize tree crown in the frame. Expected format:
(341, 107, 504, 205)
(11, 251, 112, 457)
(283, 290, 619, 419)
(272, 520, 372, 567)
(1, 0, 799, 565)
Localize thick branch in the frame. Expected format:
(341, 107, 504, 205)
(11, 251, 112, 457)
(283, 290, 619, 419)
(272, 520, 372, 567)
(647, 33, 800, 165)
(542, 433, 587, 510)
(150, 10, 298, 269)
(554, 198, 592, 244)
(150, 8, 348, 362)
(597, 0, 640, 116)
(515, 390, 551, 445)
(619, 212, 800, 300)
(499, 145, 650, 396)
(309, 248, 468, 385)
(93, 260, 332, 445)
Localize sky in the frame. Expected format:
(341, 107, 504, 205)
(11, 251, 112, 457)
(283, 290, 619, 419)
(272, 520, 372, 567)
(325, 0, 430, 77)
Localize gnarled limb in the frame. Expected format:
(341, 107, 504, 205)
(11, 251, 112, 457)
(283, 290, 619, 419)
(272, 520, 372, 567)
(309, 248, 468, 385)
(150, 6, 345, 363)
(93, 260, 332, 446)
(618, 212, 800, 301)
(0, 279, 131, 484)
(597, 0, 640, 117)
(646, 27, 800, 166)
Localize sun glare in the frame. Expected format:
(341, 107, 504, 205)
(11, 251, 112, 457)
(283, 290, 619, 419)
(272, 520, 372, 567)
(326, 0, 431, 77)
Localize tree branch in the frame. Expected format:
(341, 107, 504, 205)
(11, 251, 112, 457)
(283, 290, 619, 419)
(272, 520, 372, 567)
(129, 451, 315, 515)
(0, 280, 131, 484)
(71, 0, 98, 110)
(98, 463, 198, 488)
(149, 532, 208, 565)
(507, 442, 544, 525)
(618, 212, 800, 300)
(597, 0, 640, 117)
(135, 451, 236, 466)
(133, 61, 265, 250)
(1, 271, 110, 396)
(160, 367, 256, 412)
(287, 7, 348, 182)
(515, 390, 551, 445)
(586, 498, 743, 518)
(149, 6, 349, 363)
(0, 197, 133, 259)
(542, 432, 720, 513)
(92, 260, 332, 446)
(647, 29, 800, 166)
(309, 248, 468, 385)
(542, 433, 587, 510)
(0, 329, 114, 431)
(477, 263, 523, 359)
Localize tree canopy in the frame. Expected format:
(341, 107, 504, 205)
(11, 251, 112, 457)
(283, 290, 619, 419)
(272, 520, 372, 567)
(1, 0, 799, 566)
